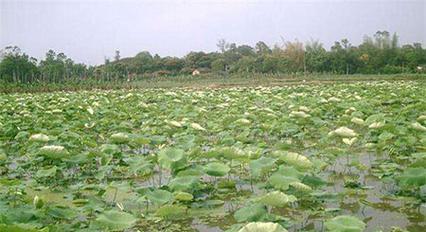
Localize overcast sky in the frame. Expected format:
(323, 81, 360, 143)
(1, 0, 425, 65)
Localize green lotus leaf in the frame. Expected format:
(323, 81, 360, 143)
(235, 118, 251, 125)
(33, 195, 44, 209)
(397, 167, 426, 187)
(238, 222, 288, 232)
(269, 166, 302, 190)
(158, 148, 186, 170)
(234, 203, 268, 222)
(325, 215, 365, 232)
(191, 122, 206, 131)
(46, 205, 77, 219)
(275, 151, 313, 170)
(249, 157, 277, 178)
(168, 176, 200, 192)
(95, 210, 137, 231)
(351, 117, 364, 125)
(368, 121, 385, 129)
(411, 122, 426, 132)
(0, 150, 6, 162)
(146, 189, 173, 205)
(173, 191, 193, 201)
(289, 182, 312, 193)
(155, 204, 187, 219)
(204, 162, 231, 177)
(36, 166, 57, 178)
(125, 156, 153, 176)
(110, 132, 130, 144)
(290, 111, 310, 118)
(100, 144, 120, 156)
(342, 137, 357, 146)
(255, 191, 297, 207)
(29, 133, 49, 142)
(15, 131, 30, 141)
(38, 145, 68, 159)
(0, 224, 44, 232)
(166, 120, 183, 128)
(378, 131, 394, 141)
(417, 115, 426, 121)
(329, 127, 357, 137)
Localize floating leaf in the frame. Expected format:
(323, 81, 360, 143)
(290, 111, 310, 118)
(235, 118, 251, 125)
(234, 203, 267, 222)
(330, 127, 357, 137)
(290, 182, 312, 193)
(191, 123, 206, 131)
(342, 137, 357, 146)
(269, 166, 302, 190)
(158, 148, 186, 171)
(204, 162, 230, 177)
(173, 191, 193, 202)
(38, 145, 68, 159)
(146, 189, 173, 205)
(369, 121, 385, 129)
(276, 151, 313, 170)
(100, 144, 120, 155)
(33, 195, 44, 209)
(325, 215, 365, 232)
(169, 176, 199, 192)
(166, 120, 182, 128)
(411, 122, 426, 132)
(255, 191, 297, 207)
(0, 224, 42, 232)
(156, 204, 187, 219)
(238, 222, 288, 232)
(87, 107, 94, 115)
(110, 133, 130, 144)
(29, 133, 49, 142)
(249, 157, 276, 178)
(95, 210, 137, 231)
(36, 166, 57, 178)
(417, 115, 426, 121)
(397, 167, 426, 187)
(351, 117, 364, 126)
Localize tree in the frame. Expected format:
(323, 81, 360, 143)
(236, 45, 255, 57)
(39, 50, 67, 82)
(0, 46, 39, 83)
(114, 50, 121, 62)
(278, 40, 305, 73)
(234, 56, 256, 73)
(305, 40, 327, 73)
(217, 39, 229, 53)
(211, 58, 226, 72)
(162, 57, 185, 73)
(255, 41, 272, 55)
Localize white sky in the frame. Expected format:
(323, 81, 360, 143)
(1, 0, 425, 65)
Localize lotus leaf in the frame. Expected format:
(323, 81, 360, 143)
(95, 210, 137, 231)
(238, 222, 288, 232)
(325, 215, 365, 232)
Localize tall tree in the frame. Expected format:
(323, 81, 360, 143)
(0, 46, 39, 83)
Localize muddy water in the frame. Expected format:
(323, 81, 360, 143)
(320, 153, 426, 232)
(189, 153, 426, 232)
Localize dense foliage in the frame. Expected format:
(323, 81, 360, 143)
(1, 31, 426, 84)
(1, 81, 425, 231)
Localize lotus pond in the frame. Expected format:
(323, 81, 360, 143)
(0, 81, 425, 232)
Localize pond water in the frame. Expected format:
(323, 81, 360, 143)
(189, 153, 426, 232)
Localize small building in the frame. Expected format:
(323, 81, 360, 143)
(192, 69, 200, 76)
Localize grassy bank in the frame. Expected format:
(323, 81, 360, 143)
(1, 73, 425, 93)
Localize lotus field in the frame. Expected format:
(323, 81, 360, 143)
(1, 81, 426, 232)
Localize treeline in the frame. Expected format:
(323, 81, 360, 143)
(1, 31, 425, 83)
